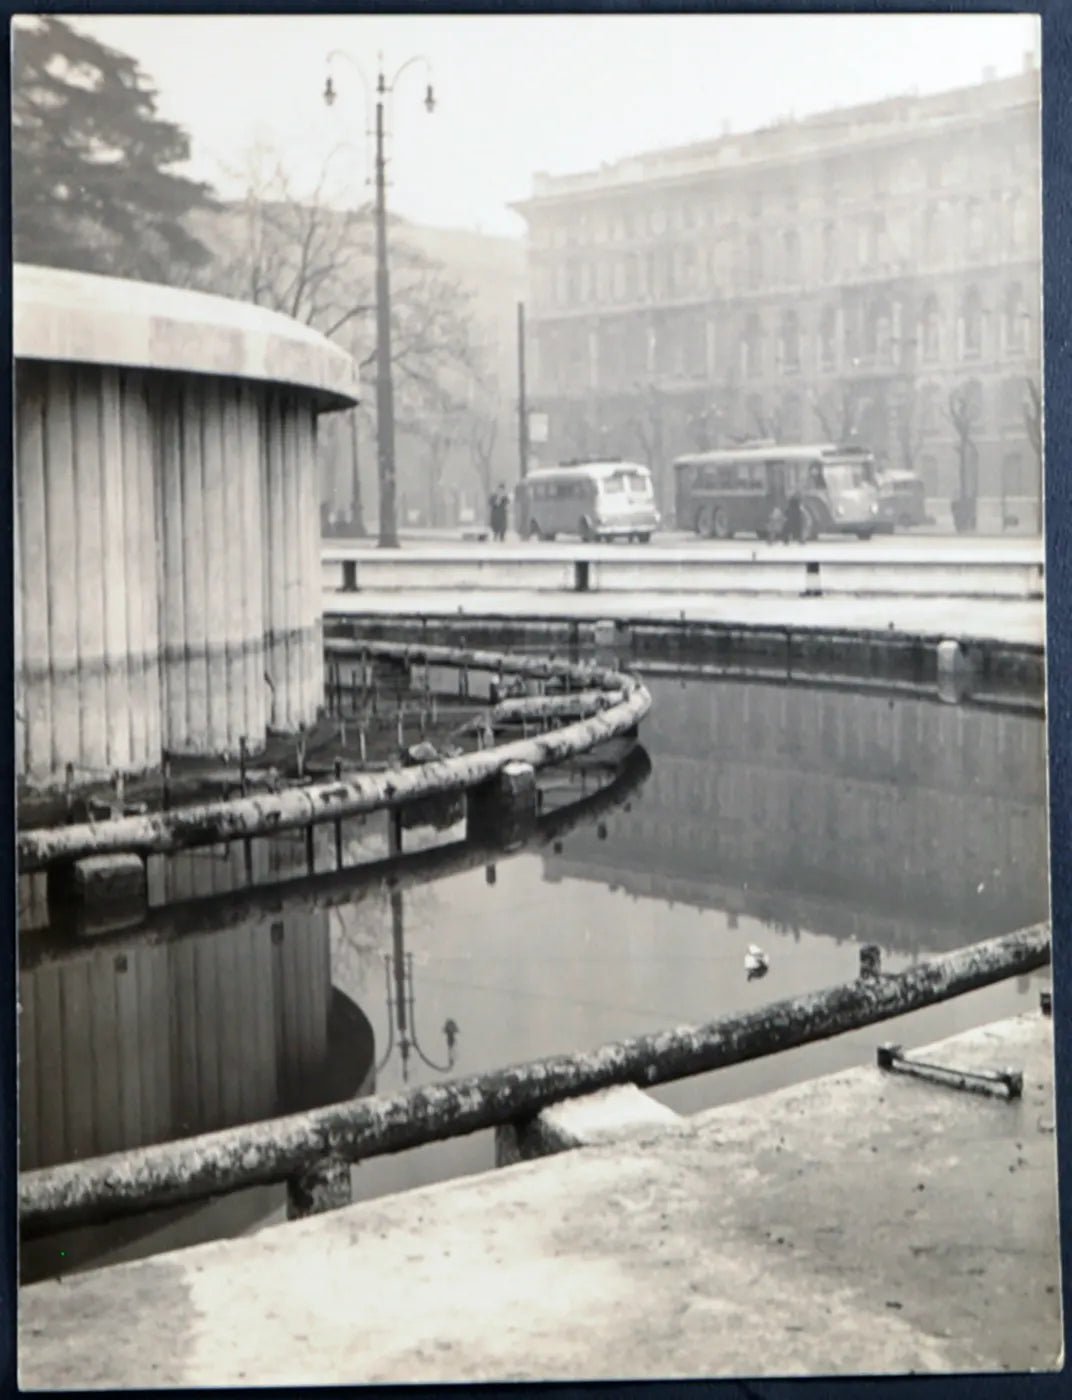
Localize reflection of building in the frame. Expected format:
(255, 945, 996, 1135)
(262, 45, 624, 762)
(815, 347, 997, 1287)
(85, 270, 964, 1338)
(543, 677, 1048, 952)
(514, 63, 1041, 526)
(19, 832, 376, 1282)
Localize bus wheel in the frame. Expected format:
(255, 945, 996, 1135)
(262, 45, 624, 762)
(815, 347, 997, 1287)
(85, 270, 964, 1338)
(695, 504, 714, 536)
(636, 532, 652, 544)
(855, 528, 874, 541)
(579, 516, 596, 543)
(710, 508, 731, 540)
(525, 520, 541, 541)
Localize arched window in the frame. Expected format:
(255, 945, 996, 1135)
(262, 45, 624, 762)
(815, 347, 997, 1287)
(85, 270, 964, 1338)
(919, 294, 941, 361)
(819, 305, 838, 370)
(961, 286, 984, 359)
(864, 298, 891, 361)
(780, 310, 801, 372)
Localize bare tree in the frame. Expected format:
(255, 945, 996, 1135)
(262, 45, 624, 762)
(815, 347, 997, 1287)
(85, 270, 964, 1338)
(946, 382, 982, 532)
(749, 397, 784, 442)
(1023, 376, 1042, 470)
(195, 142, 487, 536)
(467, 403, 499, 502)
(198, 144, 375, 336)
(811, 382, 865, 443)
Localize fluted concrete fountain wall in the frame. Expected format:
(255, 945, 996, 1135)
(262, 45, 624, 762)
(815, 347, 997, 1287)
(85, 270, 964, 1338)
(14, 264, 360, 786)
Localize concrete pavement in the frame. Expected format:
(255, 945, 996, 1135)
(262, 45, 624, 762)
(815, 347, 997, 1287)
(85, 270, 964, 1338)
(19, 1011, 1061, 1387)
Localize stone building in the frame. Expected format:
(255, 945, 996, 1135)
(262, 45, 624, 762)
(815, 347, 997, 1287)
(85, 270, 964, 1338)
(513, 62, 1042, 529)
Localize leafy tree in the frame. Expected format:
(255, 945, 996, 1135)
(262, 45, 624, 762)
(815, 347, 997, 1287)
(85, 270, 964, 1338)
(12, 16, 215, 279)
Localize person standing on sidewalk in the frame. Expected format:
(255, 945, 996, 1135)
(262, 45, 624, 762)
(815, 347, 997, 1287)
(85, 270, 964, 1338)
(489, 483, 510, 541)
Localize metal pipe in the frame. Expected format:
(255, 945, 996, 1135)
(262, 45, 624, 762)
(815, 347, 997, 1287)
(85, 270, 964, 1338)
(19, 653, 648, 872)
(19, 924, 1049, 1234)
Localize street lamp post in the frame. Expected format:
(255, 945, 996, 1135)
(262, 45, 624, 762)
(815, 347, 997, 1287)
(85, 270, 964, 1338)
(325, 51, 435, 549)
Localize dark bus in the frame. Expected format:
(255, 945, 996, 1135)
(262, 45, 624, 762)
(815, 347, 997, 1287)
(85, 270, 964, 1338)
(673, 443, 885, 541)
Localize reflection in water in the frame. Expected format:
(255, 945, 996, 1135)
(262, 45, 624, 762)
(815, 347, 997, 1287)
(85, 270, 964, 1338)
(377, 888, 460, 1084)
(19, 843, 376, 1283)
(548, 676, 1048, 953)
(19, 674, 1049, 1272)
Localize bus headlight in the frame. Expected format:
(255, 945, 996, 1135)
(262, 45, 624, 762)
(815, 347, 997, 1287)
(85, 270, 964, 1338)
(834, 503, 844, 518)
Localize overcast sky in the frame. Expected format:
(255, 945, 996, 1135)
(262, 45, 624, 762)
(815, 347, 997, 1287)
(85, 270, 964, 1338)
(69, 12, 1040, 238)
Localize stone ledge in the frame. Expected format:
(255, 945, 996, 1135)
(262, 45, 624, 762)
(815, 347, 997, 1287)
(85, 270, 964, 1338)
(496, 1083, 685, 1166)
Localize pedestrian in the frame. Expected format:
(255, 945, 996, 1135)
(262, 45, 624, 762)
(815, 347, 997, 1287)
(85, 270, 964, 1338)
(488, 482, 510, 541)
(785, 490, 805, 543)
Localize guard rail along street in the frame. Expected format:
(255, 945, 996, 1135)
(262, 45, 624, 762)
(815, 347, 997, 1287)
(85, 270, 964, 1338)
(321, 541, 1045, 601)
(20, 922, 1050, 1235)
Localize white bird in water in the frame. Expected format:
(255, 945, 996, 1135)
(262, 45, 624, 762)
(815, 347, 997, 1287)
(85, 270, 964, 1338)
(745, 944, 770, 980)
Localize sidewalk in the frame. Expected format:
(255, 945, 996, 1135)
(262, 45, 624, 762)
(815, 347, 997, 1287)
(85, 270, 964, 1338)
(324, 588, 1046, 649)
(19, 1011, 1061, 1387)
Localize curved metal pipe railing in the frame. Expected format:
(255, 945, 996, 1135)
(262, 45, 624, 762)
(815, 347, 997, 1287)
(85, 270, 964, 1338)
(18, 644, 651, 873)
(20, 922, 1049, 1235)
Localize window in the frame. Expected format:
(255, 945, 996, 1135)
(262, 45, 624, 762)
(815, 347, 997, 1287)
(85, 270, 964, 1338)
(964, 378, 985, 430)
(961, 286, 984, 359)
(920, 383, 941, 436)
(1007, 193, 1030, 252)
(864, 298, 891, 362)
(742, 313, 763, 378)
(783, 229, 801, 284)
(1000, 377, 1024, 424)
(919, 294, 941, 361)
(965, 199, 986, 258)
(780, 310, 801, 372)
(821, 222, 837, 282)
(922, 203, 947, 263)
(819, 306, 838, 371)
(747, 233, 763, 289)
(1003, 283, 1028, 355)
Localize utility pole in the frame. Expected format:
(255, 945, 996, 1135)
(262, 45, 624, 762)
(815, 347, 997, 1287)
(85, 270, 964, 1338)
(517, 301, 529, 482)
(325, 51, 435, 551)
(373, 80, 399, 548)
(348, 408, 365, 536)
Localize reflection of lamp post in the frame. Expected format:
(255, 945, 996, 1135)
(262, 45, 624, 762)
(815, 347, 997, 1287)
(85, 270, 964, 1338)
(324, 50, 436, 550)
(375, 888, 458, 1083)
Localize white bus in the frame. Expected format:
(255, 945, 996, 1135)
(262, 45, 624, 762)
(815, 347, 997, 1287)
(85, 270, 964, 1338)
(515, 459, 660, 542)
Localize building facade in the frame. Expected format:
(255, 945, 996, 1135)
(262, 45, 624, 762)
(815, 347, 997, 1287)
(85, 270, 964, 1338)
(514, 64, 1042, 529)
